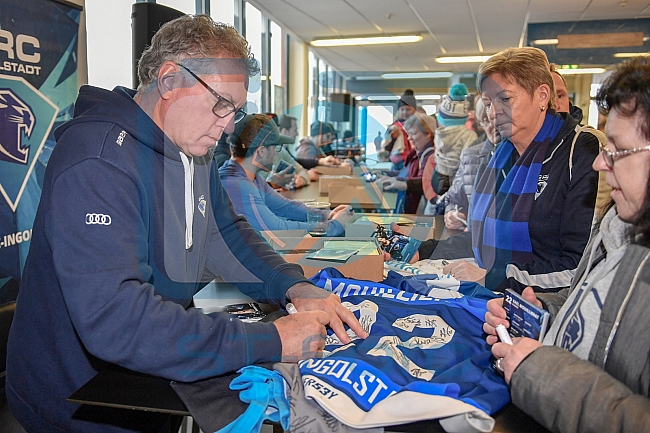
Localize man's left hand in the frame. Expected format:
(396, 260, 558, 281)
(286, 282, 369, 344)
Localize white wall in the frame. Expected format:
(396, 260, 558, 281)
(84, 0, 196, 90)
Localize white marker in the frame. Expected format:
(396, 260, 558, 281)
(286, 302, 298, 315)
(496, 324, 513, 345)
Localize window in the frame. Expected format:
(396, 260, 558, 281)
(211, 0, 235, 26)
(244, 3, 263, 113)
(270, 21, 284, 114)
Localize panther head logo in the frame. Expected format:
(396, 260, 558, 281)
(0, 89, 35, 165)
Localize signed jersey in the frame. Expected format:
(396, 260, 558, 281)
(299, 269, 509, 431)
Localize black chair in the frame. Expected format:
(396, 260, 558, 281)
(0, 300, 26, 432)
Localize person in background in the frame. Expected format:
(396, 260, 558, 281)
(382, 89, 416, 170)
(439, 97, 501, 229)
(465, 93, 482, 136)
(432, 83, 478, 196)
(296, 120, 336, 159)
(275, 115, 324, 179)
(420, 48, 608, 294)
(484, 56, 650, 433)
(379, 113, 437, 214)
(256, 114, 313, 189)
(549, 63, 584, 122)
(5, 16, 366, 432)
(373, 130, 383, 152)
(220, 114, 352, 235)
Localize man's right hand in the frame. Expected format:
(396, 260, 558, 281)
(274, 310, 330, 362)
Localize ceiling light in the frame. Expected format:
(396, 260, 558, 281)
(435, 55, 493, 64)
(614, 52, 650, 58)
(354, 76, 383, 81)
(556, 68, 606, 75)
(311, 35, 423, 47)
(381, 72, 452, 79)
(533, 39, 559, 45)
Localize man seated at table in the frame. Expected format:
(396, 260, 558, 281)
(5, 15, 366, 433)
(256, 114, 314, 190)
(296, 121, 336, 158)
(220, 114, 353, 235)
(276, 115, 342, 172)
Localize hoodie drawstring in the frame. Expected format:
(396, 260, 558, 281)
(179, 152, 194, 250)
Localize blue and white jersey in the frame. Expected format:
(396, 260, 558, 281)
(299, 269, 509, 431)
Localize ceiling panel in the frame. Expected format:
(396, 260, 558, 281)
(248, 0, 649, 76)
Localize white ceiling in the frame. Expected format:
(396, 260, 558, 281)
(247, 0, 650, 78)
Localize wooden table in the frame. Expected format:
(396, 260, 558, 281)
(280, 165, 398, 212)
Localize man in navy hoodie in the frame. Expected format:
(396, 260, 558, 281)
(6, 15, 366, 433)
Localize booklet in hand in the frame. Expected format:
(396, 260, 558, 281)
(503, 289, 550, 342)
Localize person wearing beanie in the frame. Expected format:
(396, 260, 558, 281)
(382, 89, 416, 170)
(432, 83, 478, 195)
(219, 114, 352, 235)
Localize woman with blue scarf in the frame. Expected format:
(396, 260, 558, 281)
(441, 47, 609, 292)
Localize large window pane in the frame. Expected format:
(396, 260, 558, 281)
(157, 0, 195, 14)
(245, 3, 262, 114)
(270, 21, 283, 114)
(211, 0, 235, 26)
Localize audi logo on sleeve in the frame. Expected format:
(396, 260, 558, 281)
(85, 213, 112, 225)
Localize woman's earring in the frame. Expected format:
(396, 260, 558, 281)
(540, 106, 546, 112)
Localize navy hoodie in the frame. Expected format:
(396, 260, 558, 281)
(6, 86, 308, 432)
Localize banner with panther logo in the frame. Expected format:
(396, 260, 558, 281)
(0, 0, 82, 302)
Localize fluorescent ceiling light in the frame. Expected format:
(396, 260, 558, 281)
(435, 55, 492, 64)
(614, 52, 650, 58)
(381, 72, 452, 79)
(557, 68, 605, 75)
(533, 38, 559, 45)
(354, 76, 383, 81)
(311, 35, 422, 47)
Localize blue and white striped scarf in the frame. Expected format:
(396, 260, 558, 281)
(470, 113, 565, 290)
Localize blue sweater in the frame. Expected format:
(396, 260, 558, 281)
(6, 85, 308, 432)
(219, 159, 343, 236)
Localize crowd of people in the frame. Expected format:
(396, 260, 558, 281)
(6, 10, 650, 433)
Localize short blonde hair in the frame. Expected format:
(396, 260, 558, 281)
(477, 47, 555, 110)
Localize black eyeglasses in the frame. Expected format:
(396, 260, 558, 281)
(177, 63, 246, 123)
(600, 142, 650, 168)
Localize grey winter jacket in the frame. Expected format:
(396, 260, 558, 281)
(444, 138, 497, 219)
(511, 242, 650, 433)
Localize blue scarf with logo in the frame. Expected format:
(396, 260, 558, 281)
(470, 113, 564, 290)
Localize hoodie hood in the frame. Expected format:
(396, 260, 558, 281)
(56, 85, 177, 161)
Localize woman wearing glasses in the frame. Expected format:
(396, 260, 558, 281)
(484, 56, 650, 433)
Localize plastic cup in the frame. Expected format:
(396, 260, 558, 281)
(305, 202, 331, 236)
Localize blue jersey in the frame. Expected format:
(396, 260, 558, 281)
(299, 269, 509, 429)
